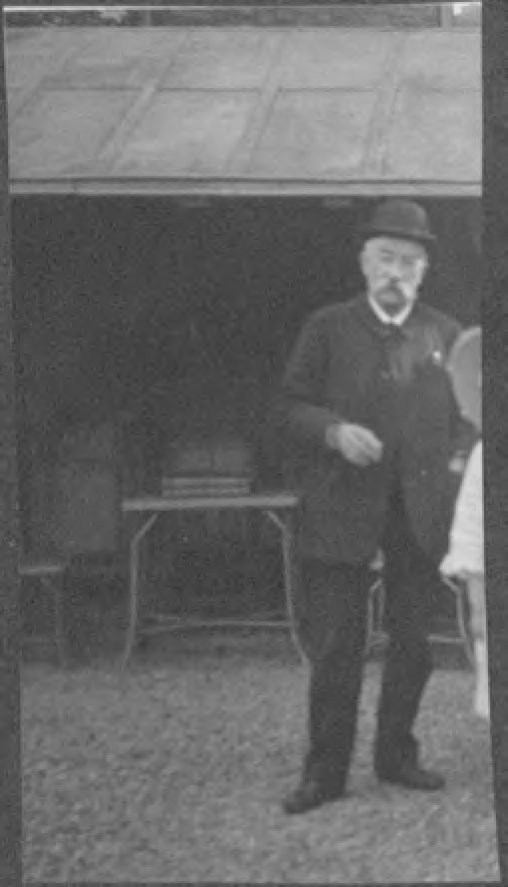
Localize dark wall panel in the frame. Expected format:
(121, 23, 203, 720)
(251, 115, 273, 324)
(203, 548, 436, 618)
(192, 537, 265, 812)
(12, 195, 481, 463)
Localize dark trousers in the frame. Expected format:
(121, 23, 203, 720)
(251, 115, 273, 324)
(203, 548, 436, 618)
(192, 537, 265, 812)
(299, 487, 439, 789)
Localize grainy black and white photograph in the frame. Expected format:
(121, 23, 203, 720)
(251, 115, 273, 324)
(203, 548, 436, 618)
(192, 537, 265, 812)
(7, 1, 498, 881)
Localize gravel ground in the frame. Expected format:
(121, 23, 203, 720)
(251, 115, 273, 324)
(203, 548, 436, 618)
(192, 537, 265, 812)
(22, 643, 499, 883)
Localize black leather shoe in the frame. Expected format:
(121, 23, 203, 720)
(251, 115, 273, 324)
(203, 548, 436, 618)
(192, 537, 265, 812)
(282, 779, 346, 815)
(377, 762, 445, 792)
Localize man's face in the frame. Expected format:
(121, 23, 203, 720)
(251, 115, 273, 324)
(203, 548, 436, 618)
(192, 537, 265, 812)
(360, 236, 428, 316)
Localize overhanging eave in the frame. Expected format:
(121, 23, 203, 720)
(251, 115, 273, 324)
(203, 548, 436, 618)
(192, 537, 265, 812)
(9, 177, 482, 199)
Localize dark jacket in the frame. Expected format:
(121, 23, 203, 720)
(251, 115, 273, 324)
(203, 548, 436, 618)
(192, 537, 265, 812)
(270, 295, 468, 566)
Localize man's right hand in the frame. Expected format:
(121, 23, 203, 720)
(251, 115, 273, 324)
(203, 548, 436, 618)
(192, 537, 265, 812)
(325, 423, 384, 467)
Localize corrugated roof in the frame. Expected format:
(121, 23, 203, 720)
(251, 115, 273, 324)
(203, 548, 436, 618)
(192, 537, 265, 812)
(6, 26, 481, 196)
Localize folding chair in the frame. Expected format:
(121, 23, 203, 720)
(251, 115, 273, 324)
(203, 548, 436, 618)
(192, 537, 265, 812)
(20, 557, 67, 666)
(363, 553, 475, 667)
(440, 575, 475, 668)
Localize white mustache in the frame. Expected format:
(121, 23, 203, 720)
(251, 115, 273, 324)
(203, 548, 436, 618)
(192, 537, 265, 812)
(380, 282, 406, 297)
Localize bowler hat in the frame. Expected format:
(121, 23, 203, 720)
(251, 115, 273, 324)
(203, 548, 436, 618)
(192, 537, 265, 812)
(363, 199, 435, 246)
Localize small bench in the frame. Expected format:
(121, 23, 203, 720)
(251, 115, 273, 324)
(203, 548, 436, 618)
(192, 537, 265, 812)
(20, 559, 67, 666)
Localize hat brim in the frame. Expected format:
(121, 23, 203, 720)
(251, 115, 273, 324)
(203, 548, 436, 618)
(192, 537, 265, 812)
(361, 225, 436, 246)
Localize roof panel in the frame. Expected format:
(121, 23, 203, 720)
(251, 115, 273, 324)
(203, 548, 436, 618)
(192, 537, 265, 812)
(9, 89, 137, 177)
(385, 88, 482, 180)
(51, 29, 186, 89)
(112, 91, 258, 176)
(161, 29, 283, 89)
(279, 30, 399, 89)
(6, 50, 52, 91)
(248, 90, 376, 177)
(402, 31, 481, 89)
(5, 26, 482, 194)
(5, 29, 74, 91)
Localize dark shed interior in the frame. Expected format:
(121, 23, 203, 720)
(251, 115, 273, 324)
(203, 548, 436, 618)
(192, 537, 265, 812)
(13, 196, 481, 439)
(13, 196, 482, 619)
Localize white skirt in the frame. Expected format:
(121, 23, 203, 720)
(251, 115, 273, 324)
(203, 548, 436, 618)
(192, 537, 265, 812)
(441, 442, 488, 718)
(441, 442, 484, 576)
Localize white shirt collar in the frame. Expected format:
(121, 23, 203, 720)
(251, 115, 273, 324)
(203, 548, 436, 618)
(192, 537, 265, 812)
(368, 295, 413, 328)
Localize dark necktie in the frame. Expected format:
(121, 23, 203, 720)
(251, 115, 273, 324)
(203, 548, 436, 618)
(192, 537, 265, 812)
(382, 323, 409, 384)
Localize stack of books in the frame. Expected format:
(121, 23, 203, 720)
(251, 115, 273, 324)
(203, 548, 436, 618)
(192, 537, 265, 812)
(161, 475, 253, 498)
(161, 434, 255, 498)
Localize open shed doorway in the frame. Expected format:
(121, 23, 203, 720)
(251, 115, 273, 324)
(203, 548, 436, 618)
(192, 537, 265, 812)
(13, 195, 482, 622)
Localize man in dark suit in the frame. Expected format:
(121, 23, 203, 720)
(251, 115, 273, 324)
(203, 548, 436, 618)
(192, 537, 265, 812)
(271, 199, 468, 815)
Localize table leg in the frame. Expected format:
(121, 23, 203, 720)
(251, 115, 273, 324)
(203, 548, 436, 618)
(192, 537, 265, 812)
(122, 513, 159, 669)
(265, 509, 307, 663)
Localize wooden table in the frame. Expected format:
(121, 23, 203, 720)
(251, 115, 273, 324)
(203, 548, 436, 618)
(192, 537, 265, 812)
(120, 494, 473, 670)
(121, 492, 301, 667)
